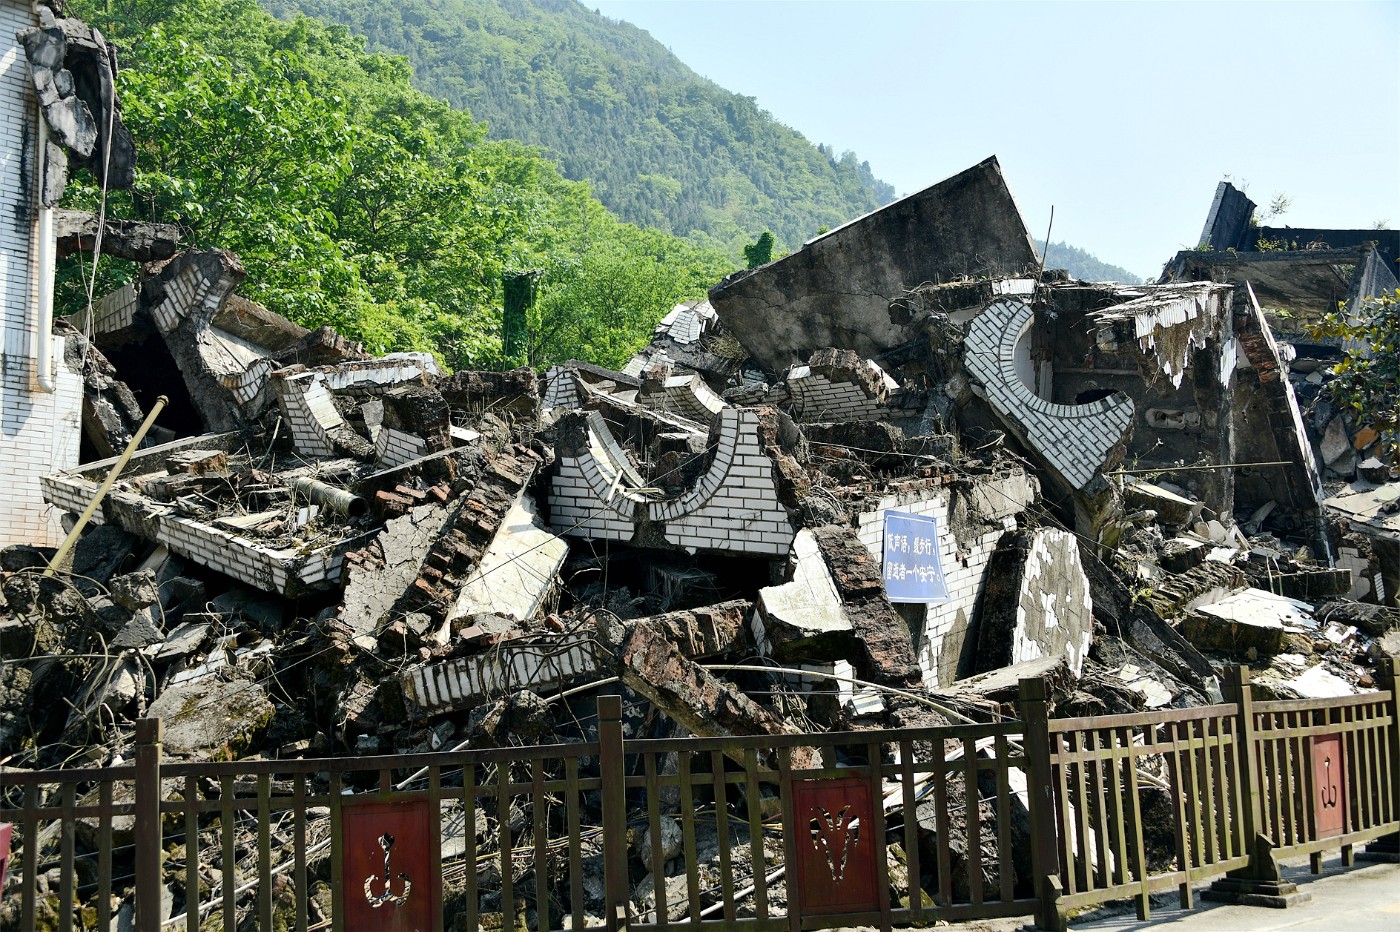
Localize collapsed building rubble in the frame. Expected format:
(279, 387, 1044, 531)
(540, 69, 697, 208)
(3, 137, 1398, 925)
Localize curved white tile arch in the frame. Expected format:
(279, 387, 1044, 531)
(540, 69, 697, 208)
(964, 299, 1134, 489)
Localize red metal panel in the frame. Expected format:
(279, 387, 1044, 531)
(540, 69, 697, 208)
(0, 823, 10, 889)
(1311, 734, 1345, 839)
(792, 776, 880, 916)
(340, 798, 440, 932)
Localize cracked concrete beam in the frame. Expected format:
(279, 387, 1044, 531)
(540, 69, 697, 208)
(627, 599, 752, 660)
(970, 528, 1093, 679)
(618, 620, 817, 768)
(339, 503, 454, 651)
(810, 524, 922, 688)
(55, 210, 180, 263)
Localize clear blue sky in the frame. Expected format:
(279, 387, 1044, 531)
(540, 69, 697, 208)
(591, 0, 1399, 280)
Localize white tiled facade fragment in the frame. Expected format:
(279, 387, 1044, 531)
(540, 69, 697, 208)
(42, 436, 362, 596)
(548, 408, 794, 556)
(1, 0, 82, 548)
(641, 373, 726, 425)
(965, 299, 1134, 489)
(401, 631, 603, 715)
(853, 488, 1011, 689)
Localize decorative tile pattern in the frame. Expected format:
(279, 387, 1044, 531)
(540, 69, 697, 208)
(965, 299, 1134, 489)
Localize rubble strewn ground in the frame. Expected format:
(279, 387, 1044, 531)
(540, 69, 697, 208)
(3, 155, 1397, 926)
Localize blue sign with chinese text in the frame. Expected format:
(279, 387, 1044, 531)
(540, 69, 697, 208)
(882, 511, 950, 604)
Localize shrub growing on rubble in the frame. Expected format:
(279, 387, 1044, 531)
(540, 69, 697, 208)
(1309, 288, 1400, 461)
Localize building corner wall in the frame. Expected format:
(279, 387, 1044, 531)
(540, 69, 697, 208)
(1, 0, 83, 547)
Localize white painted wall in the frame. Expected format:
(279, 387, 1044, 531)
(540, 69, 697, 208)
(0, 0, 83, 547)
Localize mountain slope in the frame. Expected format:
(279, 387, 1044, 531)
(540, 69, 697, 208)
(1034, 239, 1144, 284)
(262, 0, 895, 255)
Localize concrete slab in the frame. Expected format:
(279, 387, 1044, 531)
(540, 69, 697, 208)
(449, 491, 567, 624)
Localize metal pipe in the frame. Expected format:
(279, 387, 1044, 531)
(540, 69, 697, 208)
(289, 476, 367, 518)
(44, 395, 169, 577)
(33, 113, 56, 393)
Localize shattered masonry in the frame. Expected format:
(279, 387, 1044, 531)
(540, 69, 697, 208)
(2, 27, 1398, 921)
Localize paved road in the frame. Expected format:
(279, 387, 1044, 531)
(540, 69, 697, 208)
(831, 857, 1400, 932)
(1071, 859, 1400, 932)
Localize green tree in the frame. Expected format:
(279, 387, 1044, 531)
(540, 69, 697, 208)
(60, 0, 732, 371)
(743, 231, 774, 269)
(1309, 289, 1400, 461)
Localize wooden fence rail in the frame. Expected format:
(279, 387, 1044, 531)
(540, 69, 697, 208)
(1, 661, 1396, 931)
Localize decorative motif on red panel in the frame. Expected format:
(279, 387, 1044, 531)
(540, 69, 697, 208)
(340, 797, 439, 931)
(1311, 734, 1346, 838)
(792, 776, 880, 916)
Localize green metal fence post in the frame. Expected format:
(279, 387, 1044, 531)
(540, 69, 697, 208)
(1020, 676, 1065, 931)
(134, 719, 163, 932)
(599, 695, 630, 930)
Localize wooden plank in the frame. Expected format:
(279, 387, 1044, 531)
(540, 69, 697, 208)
(643, 753, 668, 928)
(871, 740, 892, 927)
(293, 775, 308, 932)
(1070, 731, 1092, 894)
(1220, 722, 1243, 862)
(964, 736, 983, 905)
(1163, 722, 1192, 910)
(744, 747, 768, 920)
(184, 775, 200, 932)
(1356, 707, 1375, 831)
(1086, 729, 1111, 889)
(499, 762, 516, 932)
(1051, 731, 1074, 896)
(1363, 710, 1382, 829)
(329, 771, 343, 932)
(677, 753, 701, 925)
(221, 775, 236, 932)
(530, 764, 548, 932)
(712, 750, 736, 924)
(1182, 719, 1204, 873)
(1204, 717, 1221, 866)
(464, 763, 479, 932)
(1255, 692, 1394, 713)
(994, 734, 1012, 903)
(21, 783, 39, 932)
(933, 738, 953, 907)
(567, 757, 585, 931)
(1374, 709, 1394, 825)
(1261, 719, 1281, 844)
(902, 739, 925, 916)
(1281, 713, 1299, 845)
(99, 779, 114, 932)
(778, 747, 801, 932)
(1382, 701, 1397, 826)
(59, 782, 74, 932)
(1047, 703, 1237, 733)
(1208, 715, 1229, 864)
(257, 774, 273, 930)
(1105, 728, 1130, 890)
(1123, 728, 1150, 922)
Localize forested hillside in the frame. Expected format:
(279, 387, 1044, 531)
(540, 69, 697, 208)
(262, 0, 896, 254)
(60, 0, 732, 371)
(1034, 239, 1144, 283)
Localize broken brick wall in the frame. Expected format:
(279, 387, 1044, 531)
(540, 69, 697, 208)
(548, 407, 797, 557)
(850, 474, 1037, 688)
(1054, 285, 1237, 517)
(963, 298, 1135, 491)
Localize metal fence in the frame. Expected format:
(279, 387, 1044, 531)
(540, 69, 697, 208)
(1, 664, 1396, 932)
